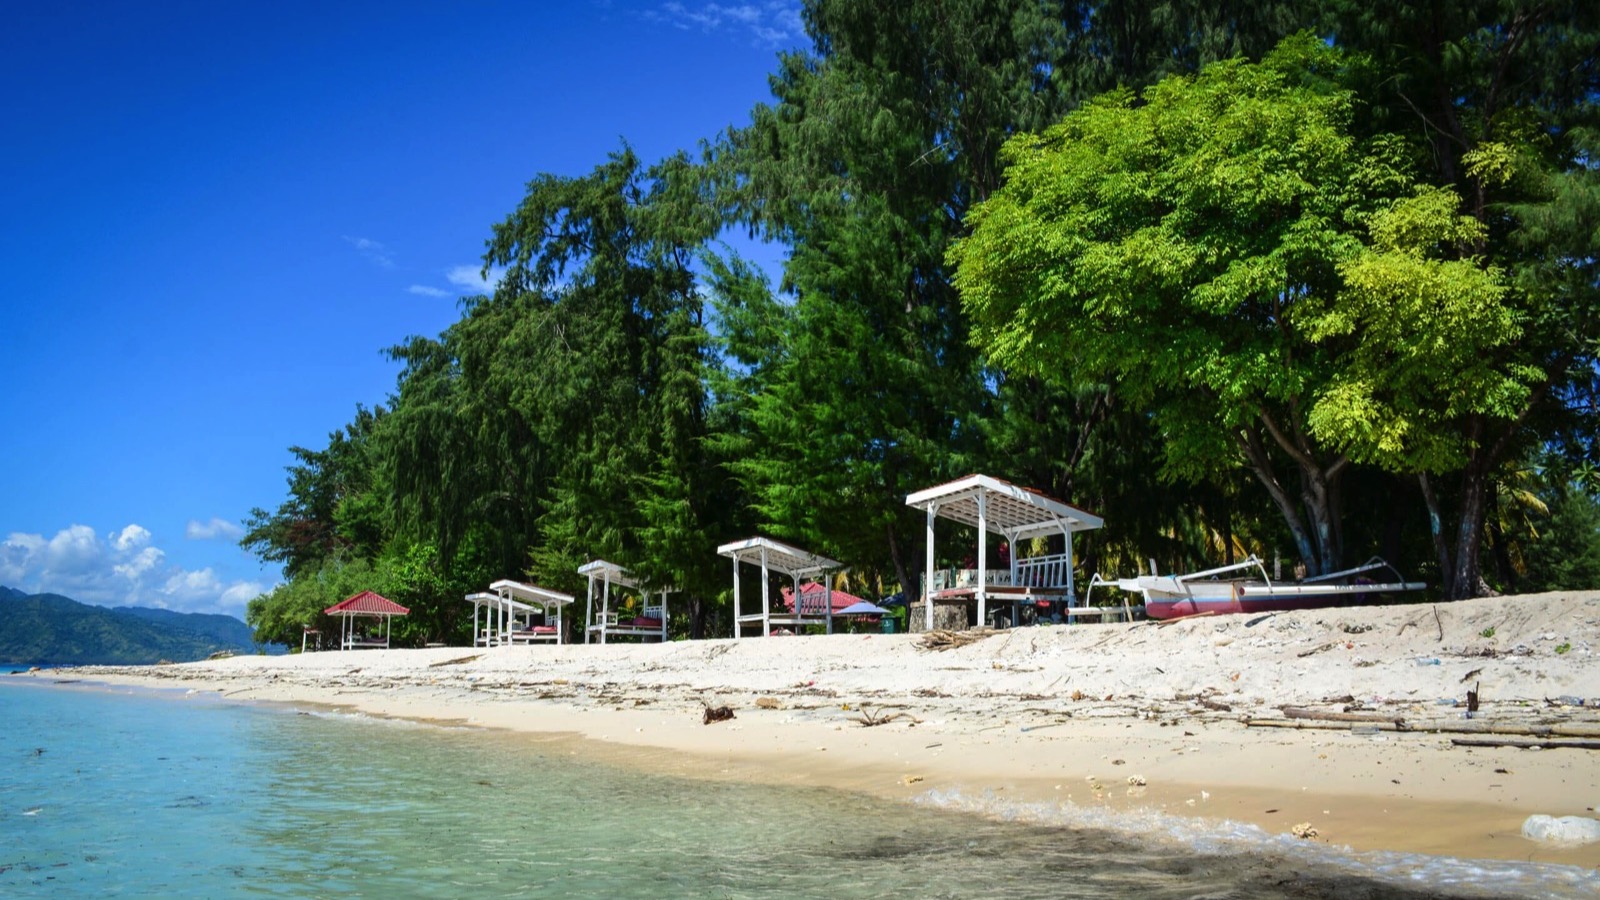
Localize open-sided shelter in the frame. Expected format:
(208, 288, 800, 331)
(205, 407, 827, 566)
(905, 474, 1104, 631)
(718, 536, 842, 638)
(323, 590, 409, 650)
(579, 559, 670, 643)
(465, 580, 573, 645)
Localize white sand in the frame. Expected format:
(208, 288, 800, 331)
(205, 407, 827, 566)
(22, 591, 1600, 868)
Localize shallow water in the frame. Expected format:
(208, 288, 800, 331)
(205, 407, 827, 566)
(0, 674, 1590, 898)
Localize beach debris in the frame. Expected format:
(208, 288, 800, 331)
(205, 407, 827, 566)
(916, 628, 997, 651)
(1460, 668, 1483, 683)
(1111, 759, 1126, 765)
(1126, 774, 1146, 786)
(206, 650, 235, 660)
(702, 703, 736, 725)
(856, 706, 909, 727)
(900, 774, 924, 786)
(755, 697, 782, 710)
(1071, 690, 1085, 701)
(1290, 822, 1318, 839)
(1521, 815, 1600, 844)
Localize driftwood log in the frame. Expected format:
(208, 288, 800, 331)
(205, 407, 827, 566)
(1245, 717, 1600, 738)
(1450, 737, 1600, 751)
(1280, 706, 1405, 725)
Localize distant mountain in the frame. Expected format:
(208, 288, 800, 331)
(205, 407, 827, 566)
(0, 586, 260, 666)
(114, 606, 257, 649)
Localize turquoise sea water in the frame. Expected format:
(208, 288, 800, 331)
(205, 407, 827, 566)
(1, 669, 1593, 899)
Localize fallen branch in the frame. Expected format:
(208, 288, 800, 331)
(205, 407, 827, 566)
(428, 654, 481, 668)
(1450, 737, 1600, 751)
(917, 628, 997, 651)
(857, 706, 920, 727)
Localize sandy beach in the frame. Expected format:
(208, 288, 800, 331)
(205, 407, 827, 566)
(22, 591, 1600, 873)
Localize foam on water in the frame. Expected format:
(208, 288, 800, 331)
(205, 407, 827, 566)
(916, 787, 1600, 899)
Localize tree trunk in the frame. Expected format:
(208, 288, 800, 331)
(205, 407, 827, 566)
(1449, 464, 1490, 601)
(886, 521, 914, 601)
(688, 595, 705, 640)
(1237, 424, 1346, 576)
(1417, 472, 1455, 598)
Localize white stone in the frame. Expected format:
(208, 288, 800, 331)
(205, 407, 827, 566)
(1521, 815, 1600, 844)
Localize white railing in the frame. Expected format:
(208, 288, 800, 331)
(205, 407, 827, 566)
(928, 552, 1073, 592)
(1015, 552, 1070, 588)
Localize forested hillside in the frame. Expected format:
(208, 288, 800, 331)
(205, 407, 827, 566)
(241, 1, 1600, 648)
(0, 586, 258, 665)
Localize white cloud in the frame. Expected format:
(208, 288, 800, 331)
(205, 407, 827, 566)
(445, 264, 507, 295)
(343, 235, 395, 268)
(186, 517, 243, 540)
(0, 524, 264, 617)
(111, 524, 151, 552)
(113, 546, 165, 580)
(648, 1, 804, 45)
(407, 284, 450, 298)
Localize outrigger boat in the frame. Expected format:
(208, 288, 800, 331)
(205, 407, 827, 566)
(1096, 555, 1425, 620)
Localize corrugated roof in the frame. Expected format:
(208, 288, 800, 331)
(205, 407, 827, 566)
(324, 590, 410, 616)
(780, 582, 867, 613)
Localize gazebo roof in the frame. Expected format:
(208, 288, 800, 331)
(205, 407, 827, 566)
(717, 536, 841, 578)
(905, 474, 1103, 539)
(324, 590, 410, 617)
(490, 579, 574, 607)
(779, 582, 867, 613)
(577, 559, 640, 589)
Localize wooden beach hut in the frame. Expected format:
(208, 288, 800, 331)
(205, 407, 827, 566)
(905, 474, 1106, 632)
(323, 591, 410, 650)
(718, 536, 841, 638)
(579, 559, 671, 643)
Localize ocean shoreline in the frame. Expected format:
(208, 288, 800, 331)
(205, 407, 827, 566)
(16, 591, 1600, 877)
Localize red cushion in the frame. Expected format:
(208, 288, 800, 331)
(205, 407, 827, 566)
(531, 626, 557, 634)
(630, 617, 663, 629)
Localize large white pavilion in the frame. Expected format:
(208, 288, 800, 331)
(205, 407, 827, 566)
(578, 559, 671, 643)
(905, 474, 1104, 631)
(717, 536, 842, 638)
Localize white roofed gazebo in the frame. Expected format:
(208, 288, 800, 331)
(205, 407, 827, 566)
(718, 536, 842, 638)
(579, 559, 671, 643)
(465, 580, 574, 645)
(905, 474, 1104, 631)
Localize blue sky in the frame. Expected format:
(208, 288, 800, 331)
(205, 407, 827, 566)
(0, 1, 803, 617)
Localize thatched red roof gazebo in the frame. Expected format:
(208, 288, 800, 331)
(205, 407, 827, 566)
(324, 591, 409, 650)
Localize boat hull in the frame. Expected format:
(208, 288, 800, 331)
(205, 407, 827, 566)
(1126, 579, 1427, 620)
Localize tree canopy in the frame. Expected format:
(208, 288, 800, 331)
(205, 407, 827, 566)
(241, 1, 1599, 647)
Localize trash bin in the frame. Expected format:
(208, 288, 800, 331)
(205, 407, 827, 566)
(880, 617, 897, 634)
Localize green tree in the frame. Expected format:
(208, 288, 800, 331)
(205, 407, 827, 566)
(1318, 1, 1600, 596)
(240, 406, 387, 579)
(954, 36, 1519, 577)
